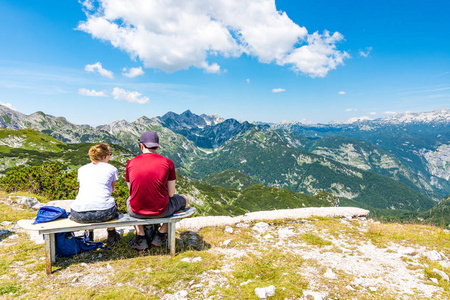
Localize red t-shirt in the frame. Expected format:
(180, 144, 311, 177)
(125, 153, 176, 216)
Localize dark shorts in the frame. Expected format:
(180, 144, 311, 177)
(127, 194, 187, 219)
(70, 206, 119, 223)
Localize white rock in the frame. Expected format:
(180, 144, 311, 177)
(369, 287, 377, 292)
(432, 268, 449, 281)
(255, 287, 266, 298)
(323, 268, 336, 279)
(423, 250, 445, 261)
(430, 278, 439, 284)
(302, 290, 327, 300)
(277, 228, 295, 239)
(265, 285, 276, 297)
(240, 279, 252, 286)
(11, 196, 40, 208)
(179, 290, 188, 297)
(222, 239, 232, 246)
(224, 226, 234, 233)
(181, 257, 202, 263)
(1, 221, 12, 226)
(253, 222, 270, 234)
(263, 234, 273, 240)
(255, 285, 275, 299)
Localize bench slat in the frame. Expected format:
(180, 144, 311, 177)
(18, 207, 196, 234)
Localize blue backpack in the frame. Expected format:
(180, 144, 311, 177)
(34, 206, 69, 224)
(55, 231, 106, 257)
(34, 207, 106, 257)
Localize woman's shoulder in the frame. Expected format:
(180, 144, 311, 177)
(101, 162, 118, 171)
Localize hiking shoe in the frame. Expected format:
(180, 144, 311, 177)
(151, 232, 167, 247)
(107, 231, 121, 248)
(128, 237, 148, 251)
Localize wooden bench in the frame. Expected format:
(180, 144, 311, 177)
(17, 207, 196, 275)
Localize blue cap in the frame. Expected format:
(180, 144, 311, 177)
(138, 131, 160, 148)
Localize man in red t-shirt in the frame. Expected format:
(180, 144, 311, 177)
(126, 131, 189, 250)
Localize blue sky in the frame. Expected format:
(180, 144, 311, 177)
(0, 0, 449, 126)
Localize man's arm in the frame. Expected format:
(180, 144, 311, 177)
(126, 181, 131, 191)
(167, 180, 175, 198)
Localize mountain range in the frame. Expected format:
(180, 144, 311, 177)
(1, 104, 449, 214)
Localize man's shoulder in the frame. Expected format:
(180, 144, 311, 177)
(127, 153, 173, 165)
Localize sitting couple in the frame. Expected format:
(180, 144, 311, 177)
(70, 131, 189, 250)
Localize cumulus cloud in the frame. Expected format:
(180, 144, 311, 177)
(0, 102, 17, 110)
(369, 112, 377, 115)
(122, 67, 145, 78)
(339, 91, 346, 95)
(385, 111, 397, 115)
(79, 0, 94, 11)
(112, 87, 149, 104)
(78, 88, 107, 97)
(359, 47, 372, 58)
(345, 108, 357, 112)
(272, 88, 286, 93)
(78, 0, 348, 77)
(85, 62, 114, 79)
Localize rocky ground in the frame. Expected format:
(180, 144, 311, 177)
(1, 196, 449, 299)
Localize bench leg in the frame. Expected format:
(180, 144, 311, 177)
(44, 233, 55, 275)
(168, 223, 176, 256)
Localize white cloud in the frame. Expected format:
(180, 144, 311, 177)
(78, 88, 107, 97)
(79, 0, 94, 11)
(122, 67, 145, 78)
(339, 91, 346, 95)
(384, 111, 397, 115)
(281, 31, 350, 77)
(246, 78, 250, 84)
(112, 87, 149, 104)
(272, 88, 286, 93)
(85, 62, 114, 79)
(200, 61, 221, 74)
(0, 102, 17, 110)
(359, 47, 372, 58)
(369, 112, 377, 115)
(345, 108, 357, 112)
(344, 116, 372, 124)
(77, 0, 348, 77)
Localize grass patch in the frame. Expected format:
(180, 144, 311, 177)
(300, 233, 333, 247)
(366, 222, 450, 255)
(216, 250, 307, 298)
(0, 281, 22, 296)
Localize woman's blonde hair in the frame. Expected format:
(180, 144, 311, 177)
(88, 143, 112, 163)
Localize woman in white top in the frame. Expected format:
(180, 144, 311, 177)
(70, 143, 120, 247)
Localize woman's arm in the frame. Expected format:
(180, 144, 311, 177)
(111, 180, 116, 193)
